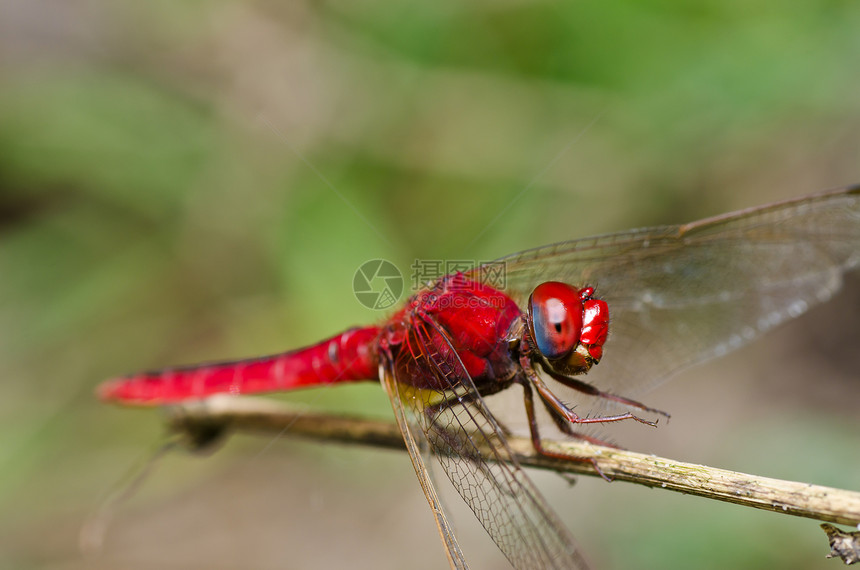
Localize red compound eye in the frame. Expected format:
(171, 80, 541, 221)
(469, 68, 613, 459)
(528, 282, 584, 360)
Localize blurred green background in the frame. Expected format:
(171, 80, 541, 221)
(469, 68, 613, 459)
(1, 1, 859, 569)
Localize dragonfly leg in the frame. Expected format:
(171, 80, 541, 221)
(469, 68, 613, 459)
(539, 400, 622, 450)
(521, 355, 658, 428)
(519, 377, 613, 482)
(541, 366, 670, 420)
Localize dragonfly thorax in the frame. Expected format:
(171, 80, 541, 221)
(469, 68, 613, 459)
(386, 274, 523, 392)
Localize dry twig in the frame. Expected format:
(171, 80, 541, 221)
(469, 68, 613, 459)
(165, 395, 860, 528)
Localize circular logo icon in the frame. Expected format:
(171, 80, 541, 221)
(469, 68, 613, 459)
(353, 259, 403, 310)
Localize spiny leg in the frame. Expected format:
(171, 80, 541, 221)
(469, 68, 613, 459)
(520, 355, 658, 428)
(519, 377, 613, 481)
(539, 397, 622, 449)
(541, 366, 670, 421)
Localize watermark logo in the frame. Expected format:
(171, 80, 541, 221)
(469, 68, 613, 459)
(353, 258, 508, 310)
(353, 259, 404, 310)
(411, 259, 507, 290)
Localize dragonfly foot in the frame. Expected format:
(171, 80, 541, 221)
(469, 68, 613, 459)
(630, 414, 659, 428)
(591, 458, 614, 482)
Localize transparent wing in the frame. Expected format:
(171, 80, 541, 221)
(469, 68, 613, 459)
(389, 313, 590, 570)
(470, 186, 860, 399)
(379, 357, 470, 570)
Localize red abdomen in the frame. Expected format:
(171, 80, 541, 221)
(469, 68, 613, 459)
(98, 327, 381, 405)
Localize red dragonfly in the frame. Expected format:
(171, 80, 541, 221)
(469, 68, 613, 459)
(99, 186, 860, 569)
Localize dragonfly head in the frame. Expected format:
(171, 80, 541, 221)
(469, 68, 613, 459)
(527, 282, 609, 375)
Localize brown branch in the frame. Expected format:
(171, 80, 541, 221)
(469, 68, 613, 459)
(165, 396, 860, 528)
